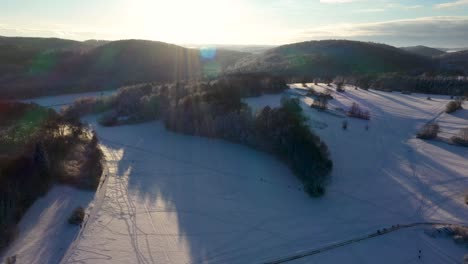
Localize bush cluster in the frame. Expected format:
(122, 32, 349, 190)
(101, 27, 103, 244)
(451, 127, 468, 147)
(68, 207, 85, 225)
(445, 98, 464, 113)
(416, 122, 440, 139)
(452, 227, 468, 245)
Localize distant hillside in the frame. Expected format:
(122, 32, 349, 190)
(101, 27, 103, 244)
(186, 44, 274, 54)
(401, 45, 445, 57)
(438, 47, 468, 53)
(0, 39, 249, 99)
(0, 36, 103, 51)
(227, 40, 434, 78)
(438, 50, 468, 75)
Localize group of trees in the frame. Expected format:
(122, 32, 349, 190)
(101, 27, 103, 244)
(347, 103, 371, 120)
(0, 102, 103, 250)
(65, 75, 333, 196)
(311, 94, 330, 111)
(166, 96, 333, 195)
(308, 88, 332, 111)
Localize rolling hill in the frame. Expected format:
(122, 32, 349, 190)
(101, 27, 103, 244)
(227, 40, 435, 78)
(0, 38, 249, 99)
(438, 50, 468, 75)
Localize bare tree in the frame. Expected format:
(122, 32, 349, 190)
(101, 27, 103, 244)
(311, 95, 329, 110)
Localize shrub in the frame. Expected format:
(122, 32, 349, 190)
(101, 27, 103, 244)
(452, 227, 468, 244)
(417, 122, 440, 139)
(5, 255, 16, 264)
(452, 127, 468, 147)
(446, 99, 463, 113)
(305, 182, 325, 197)
(427, 96, 431, 100)
(342, 120, 348, 130)
(68, 206, 85, 225)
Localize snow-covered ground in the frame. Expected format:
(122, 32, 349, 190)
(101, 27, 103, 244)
(0, 186, 95, 264)
(4, 85, 467, 263)
(22, 90, 115, 112)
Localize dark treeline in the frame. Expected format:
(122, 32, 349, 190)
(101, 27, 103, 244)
(299, 74, 468, 96)
(64, 74, 333, 196)
(284, 74, 468, 96)
(0, 102, 103, 250)
(364, 74, 468, 95)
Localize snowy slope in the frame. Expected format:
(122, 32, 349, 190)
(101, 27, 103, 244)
(6, 85, 467, 264)
(0, 186, 94, 264)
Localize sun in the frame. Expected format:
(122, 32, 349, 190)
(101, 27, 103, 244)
(122, 0, 243, 44)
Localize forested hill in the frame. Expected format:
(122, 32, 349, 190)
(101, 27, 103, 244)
(438, 50, 468, 75)
(227, 40, 435, 78)
(0, 37, 249, 99)
(400, 45, 445, 57)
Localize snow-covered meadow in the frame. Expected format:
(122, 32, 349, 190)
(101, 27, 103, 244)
(2, 84, 467, 263)
(22, 90, 115, 112)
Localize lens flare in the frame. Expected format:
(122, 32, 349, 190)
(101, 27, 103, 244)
(200, 47, 217, 60)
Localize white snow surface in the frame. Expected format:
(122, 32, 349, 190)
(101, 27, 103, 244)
(1, 186, 95, 264)
(22, 90, 115, 112)
(3, 84, 468, 263)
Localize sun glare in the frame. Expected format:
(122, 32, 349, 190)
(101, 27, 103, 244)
(123, 0, 243, 44)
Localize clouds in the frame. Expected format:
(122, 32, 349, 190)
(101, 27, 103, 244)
(0, 1, 467, 47)
(0, 24, 119, 41)
(435, 0, 468, 8)
(290, 16, 468, 47)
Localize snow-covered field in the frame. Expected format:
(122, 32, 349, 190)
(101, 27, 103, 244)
(0, 186, 95, 264)
(22, 90, 115, 112)
(3, 84, 467, 263)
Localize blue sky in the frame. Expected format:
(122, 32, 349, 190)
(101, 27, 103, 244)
(0, 0, 467, 47)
